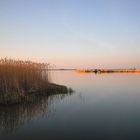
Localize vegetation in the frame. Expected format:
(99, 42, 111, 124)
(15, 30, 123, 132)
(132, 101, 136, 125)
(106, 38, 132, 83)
(75, 68, 140, 74)
(0, 58, 70, 105)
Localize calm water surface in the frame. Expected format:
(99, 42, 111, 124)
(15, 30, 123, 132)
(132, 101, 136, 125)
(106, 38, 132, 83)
(0, 71, 140, 140)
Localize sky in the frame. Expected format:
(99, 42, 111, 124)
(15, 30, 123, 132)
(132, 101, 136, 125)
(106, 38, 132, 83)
(0, 0, 140, 68)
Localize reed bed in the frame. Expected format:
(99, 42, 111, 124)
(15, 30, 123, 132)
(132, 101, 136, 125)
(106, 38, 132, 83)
(0, 58, 68, 105)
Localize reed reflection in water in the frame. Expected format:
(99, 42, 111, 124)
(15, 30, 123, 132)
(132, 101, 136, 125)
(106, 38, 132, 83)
(0, 93, 71, 133)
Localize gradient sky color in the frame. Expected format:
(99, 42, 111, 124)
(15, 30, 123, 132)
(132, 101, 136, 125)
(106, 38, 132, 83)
(0, 0, 140, 68)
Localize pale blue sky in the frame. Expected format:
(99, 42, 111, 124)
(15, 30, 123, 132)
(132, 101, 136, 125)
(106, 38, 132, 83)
(0, 0, 140, 68)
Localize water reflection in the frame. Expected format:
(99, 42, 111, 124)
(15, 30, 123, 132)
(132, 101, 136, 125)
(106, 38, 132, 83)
(0, 93, 71, 133)
(1, 71, 140, 139)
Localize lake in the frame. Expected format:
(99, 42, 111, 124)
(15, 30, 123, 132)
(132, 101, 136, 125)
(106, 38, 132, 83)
(0, 71, 140, 140)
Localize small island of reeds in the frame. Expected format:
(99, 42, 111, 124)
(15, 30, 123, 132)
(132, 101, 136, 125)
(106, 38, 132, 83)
(0, 58, 71, 105)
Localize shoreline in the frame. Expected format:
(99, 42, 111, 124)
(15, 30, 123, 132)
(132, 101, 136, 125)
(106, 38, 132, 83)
(0, 83, 72, 106)
(75, 69, 140, 74)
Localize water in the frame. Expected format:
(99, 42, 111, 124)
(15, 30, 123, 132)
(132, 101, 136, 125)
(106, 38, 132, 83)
(0, 71, 140, 140)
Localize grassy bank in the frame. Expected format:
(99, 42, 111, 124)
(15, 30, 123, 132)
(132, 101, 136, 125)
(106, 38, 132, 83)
(0, 58, 70, 105)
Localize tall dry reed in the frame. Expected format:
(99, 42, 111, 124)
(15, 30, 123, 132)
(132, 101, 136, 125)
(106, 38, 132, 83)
(0, 58, 49, 95)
